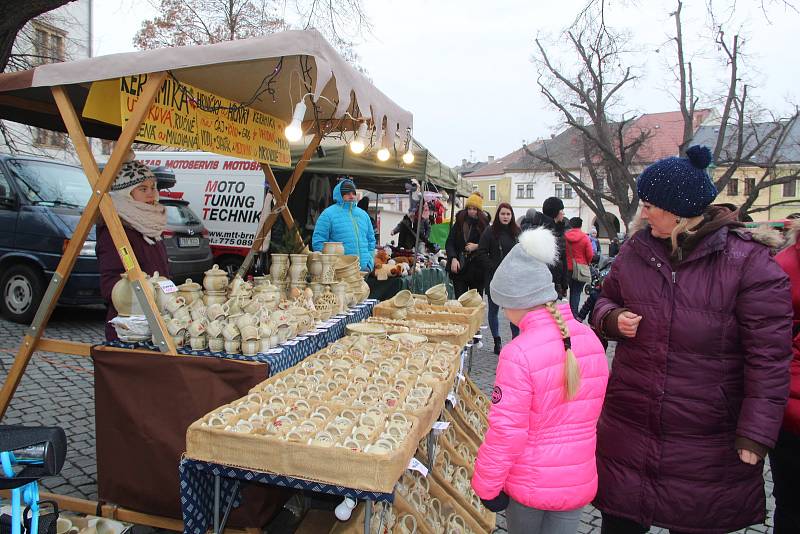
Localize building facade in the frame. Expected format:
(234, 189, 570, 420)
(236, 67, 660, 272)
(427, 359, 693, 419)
(0, 0, 93, 161)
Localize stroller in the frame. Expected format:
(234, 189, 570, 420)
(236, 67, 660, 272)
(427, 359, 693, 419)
(576, 254, 615, 324)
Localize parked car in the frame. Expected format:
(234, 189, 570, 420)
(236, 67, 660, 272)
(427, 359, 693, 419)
(159, 197, 214, 284)
(0, 155, 101, 323)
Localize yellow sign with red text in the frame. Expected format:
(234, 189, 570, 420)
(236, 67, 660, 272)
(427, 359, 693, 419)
(83, 75, 291, 167)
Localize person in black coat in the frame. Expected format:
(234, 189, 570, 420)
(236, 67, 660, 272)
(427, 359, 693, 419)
(478, 202, 521, 353)
(519, 199, 570, 299)
(446, 193, 489, 297)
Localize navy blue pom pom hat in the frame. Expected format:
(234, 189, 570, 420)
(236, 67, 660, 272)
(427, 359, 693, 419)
(636, 145, 718, 218)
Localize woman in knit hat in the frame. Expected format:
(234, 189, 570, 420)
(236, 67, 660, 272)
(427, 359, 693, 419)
(591, 146, 792, 533)
(472, 227, 609, 534)
(445, 193, 489, 297)
(96, 154, 170, 341)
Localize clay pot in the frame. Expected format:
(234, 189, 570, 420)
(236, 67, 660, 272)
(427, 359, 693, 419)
(289, 254, 309, 282)
(308, 252, 323, 282)
(320, 254, 336, 283)
(322, 242, 345, 255)
(111, 273, 143, 316)
(203, 264, 229, 292)
(269, 254, 290, 282)
(178, 279, 203, 305)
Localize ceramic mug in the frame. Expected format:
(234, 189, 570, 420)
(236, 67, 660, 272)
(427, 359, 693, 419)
(189, 335, 207, 350)
(172, 306, 191, 323)
(208, 336, 224, 352)
(206, 303, 229, 321)
(165, 296, 187, 314)
(241, 339, 259, 356)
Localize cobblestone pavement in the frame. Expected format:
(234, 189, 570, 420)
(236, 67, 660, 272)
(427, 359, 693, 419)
(0, 306, 105, 501)
(0, 305, 778, 533)
(469, 317, 776, 534)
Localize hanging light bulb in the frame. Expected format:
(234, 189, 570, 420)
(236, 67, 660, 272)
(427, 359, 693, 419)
(402, 148, 415, 164)
(284, 100, 307, 142)
(374, 128, 390, 161)
(349, 122, 367, 154)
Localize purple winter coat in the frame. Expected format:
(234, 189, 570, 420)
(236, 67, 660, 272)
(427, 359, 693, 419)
(591, 222, 792, 533)
(96, 223, 170, 341)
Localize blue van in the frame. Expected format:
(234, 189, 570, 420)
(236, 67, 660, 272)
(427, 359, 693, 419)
(0, 155, 101, 323)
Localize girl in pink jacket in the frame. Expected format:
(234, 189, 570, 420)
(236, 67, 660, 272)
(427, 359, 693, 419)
(471, 227, 609, 534)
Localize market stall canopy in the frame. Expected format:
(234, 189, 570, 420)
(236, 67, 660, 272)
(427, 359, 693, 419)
(0, 29, 412, 145)
(289, 137, 460, 193)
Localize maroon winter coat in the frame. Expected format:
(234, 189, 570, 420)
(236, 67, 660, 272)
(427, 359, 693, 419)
(96, 223, 170, 341)
(774, 240, 800, 434)
(591, 215, 792, 533)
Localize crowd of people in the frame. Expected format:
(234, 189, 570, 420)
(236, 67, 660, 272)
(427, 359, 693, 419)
(97, 148, 797, 534)
(465, 146, 799, 534)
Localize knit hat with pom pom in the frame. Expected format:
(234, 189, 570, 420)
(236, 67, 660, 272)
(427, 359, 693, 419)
(490, 227, 558, 309)
(636, 145, 718, 217)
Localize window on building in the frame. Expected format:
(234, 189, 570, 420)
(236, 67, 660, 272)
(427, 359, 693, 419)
(489, 185, 496, 201)
(33, 23, 66, 65)
(555, 183, 573, 199)
(727, 179, 739, 196)
(744, 177, 755, 196)
(517, 184, 524, 198)
(525, 183, 534, 199)
(34, 128, 67, 148)
(784, 179, 797, 198)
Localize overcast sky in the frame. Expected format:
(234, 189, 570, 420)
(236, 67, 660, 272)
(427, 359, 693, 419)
(93, 0, 799, 167)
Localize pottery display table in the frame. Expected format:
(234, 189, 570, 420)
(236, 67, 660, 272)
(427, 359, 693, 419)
(179, 459, 394, 534)
(104, 300, 376, 376)
(92, 300, 377, 527)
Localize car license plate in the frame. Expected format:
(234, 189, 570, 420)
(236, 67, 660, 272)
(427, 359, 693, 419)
(178, 237, 200, 247)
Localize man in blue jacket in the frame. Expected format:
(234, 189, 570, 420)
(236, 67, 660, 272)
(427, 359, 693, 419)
(311, 178, 376, 270)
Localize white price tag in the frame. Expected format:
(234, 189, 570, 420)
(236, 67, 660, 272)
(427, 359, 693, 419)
(457, 373, 466, 382)
(158, 280, 178, 294)
(347, 311, 356, 316)
(295, 336, 309, 341)
(313, 329, 327, 333)
(267, 348, 282, 354)
(432, 421, 450, 434)
(446, 392, 458, 406)
(284, 340, 299, 346)
(407, 458, 429, 476)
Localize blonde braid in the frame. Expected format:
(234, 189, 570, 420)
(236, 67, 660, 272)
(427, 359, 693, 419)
(544, 301, 581, 400)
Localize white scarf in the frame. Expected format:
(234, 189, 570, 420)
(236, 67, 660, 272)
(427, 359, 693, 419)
(109, 190, 167, 245)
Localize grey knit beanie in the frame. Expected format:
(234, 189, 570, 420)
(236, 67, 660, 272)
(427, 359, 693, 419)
(490, 227, 558, 309)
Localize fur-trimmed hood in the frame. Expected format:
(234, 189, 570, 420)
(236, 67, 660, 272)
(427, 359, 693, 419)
(628, 204, 786, 253)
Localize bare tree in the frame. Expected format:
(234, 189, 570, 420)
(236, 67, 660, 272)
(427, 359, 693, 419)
(672, 0, 800, 218)
(528, 12, 649, 233)
(1, 2, 88, 156)
(0, 0, 76, 72)
(135, 0, 370, 71)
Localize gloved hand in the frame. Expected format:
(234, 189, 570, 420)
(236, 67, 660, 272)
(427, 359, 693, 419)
(480, 491, 509, 512)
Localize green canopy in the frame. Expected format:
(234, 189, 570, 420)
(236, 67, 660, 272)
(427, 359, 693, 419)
(290, 138, 461, 194)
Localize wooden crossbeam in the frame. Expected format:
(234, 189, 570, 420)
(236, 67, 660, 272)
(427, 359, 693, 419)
(0, 73, 174, 419)
(237, 133, 323, 277)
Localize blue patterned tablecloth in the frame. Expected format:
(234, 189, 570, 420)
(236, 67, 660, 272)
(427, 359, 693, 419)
(179, 458, 393, 534)
(104, 300, 376, 376)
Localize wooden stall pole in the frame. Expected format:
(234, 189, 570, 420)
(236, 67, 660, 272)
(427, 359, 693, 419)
(237, 132, 323, 278)
(0, 72, 173, 419)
